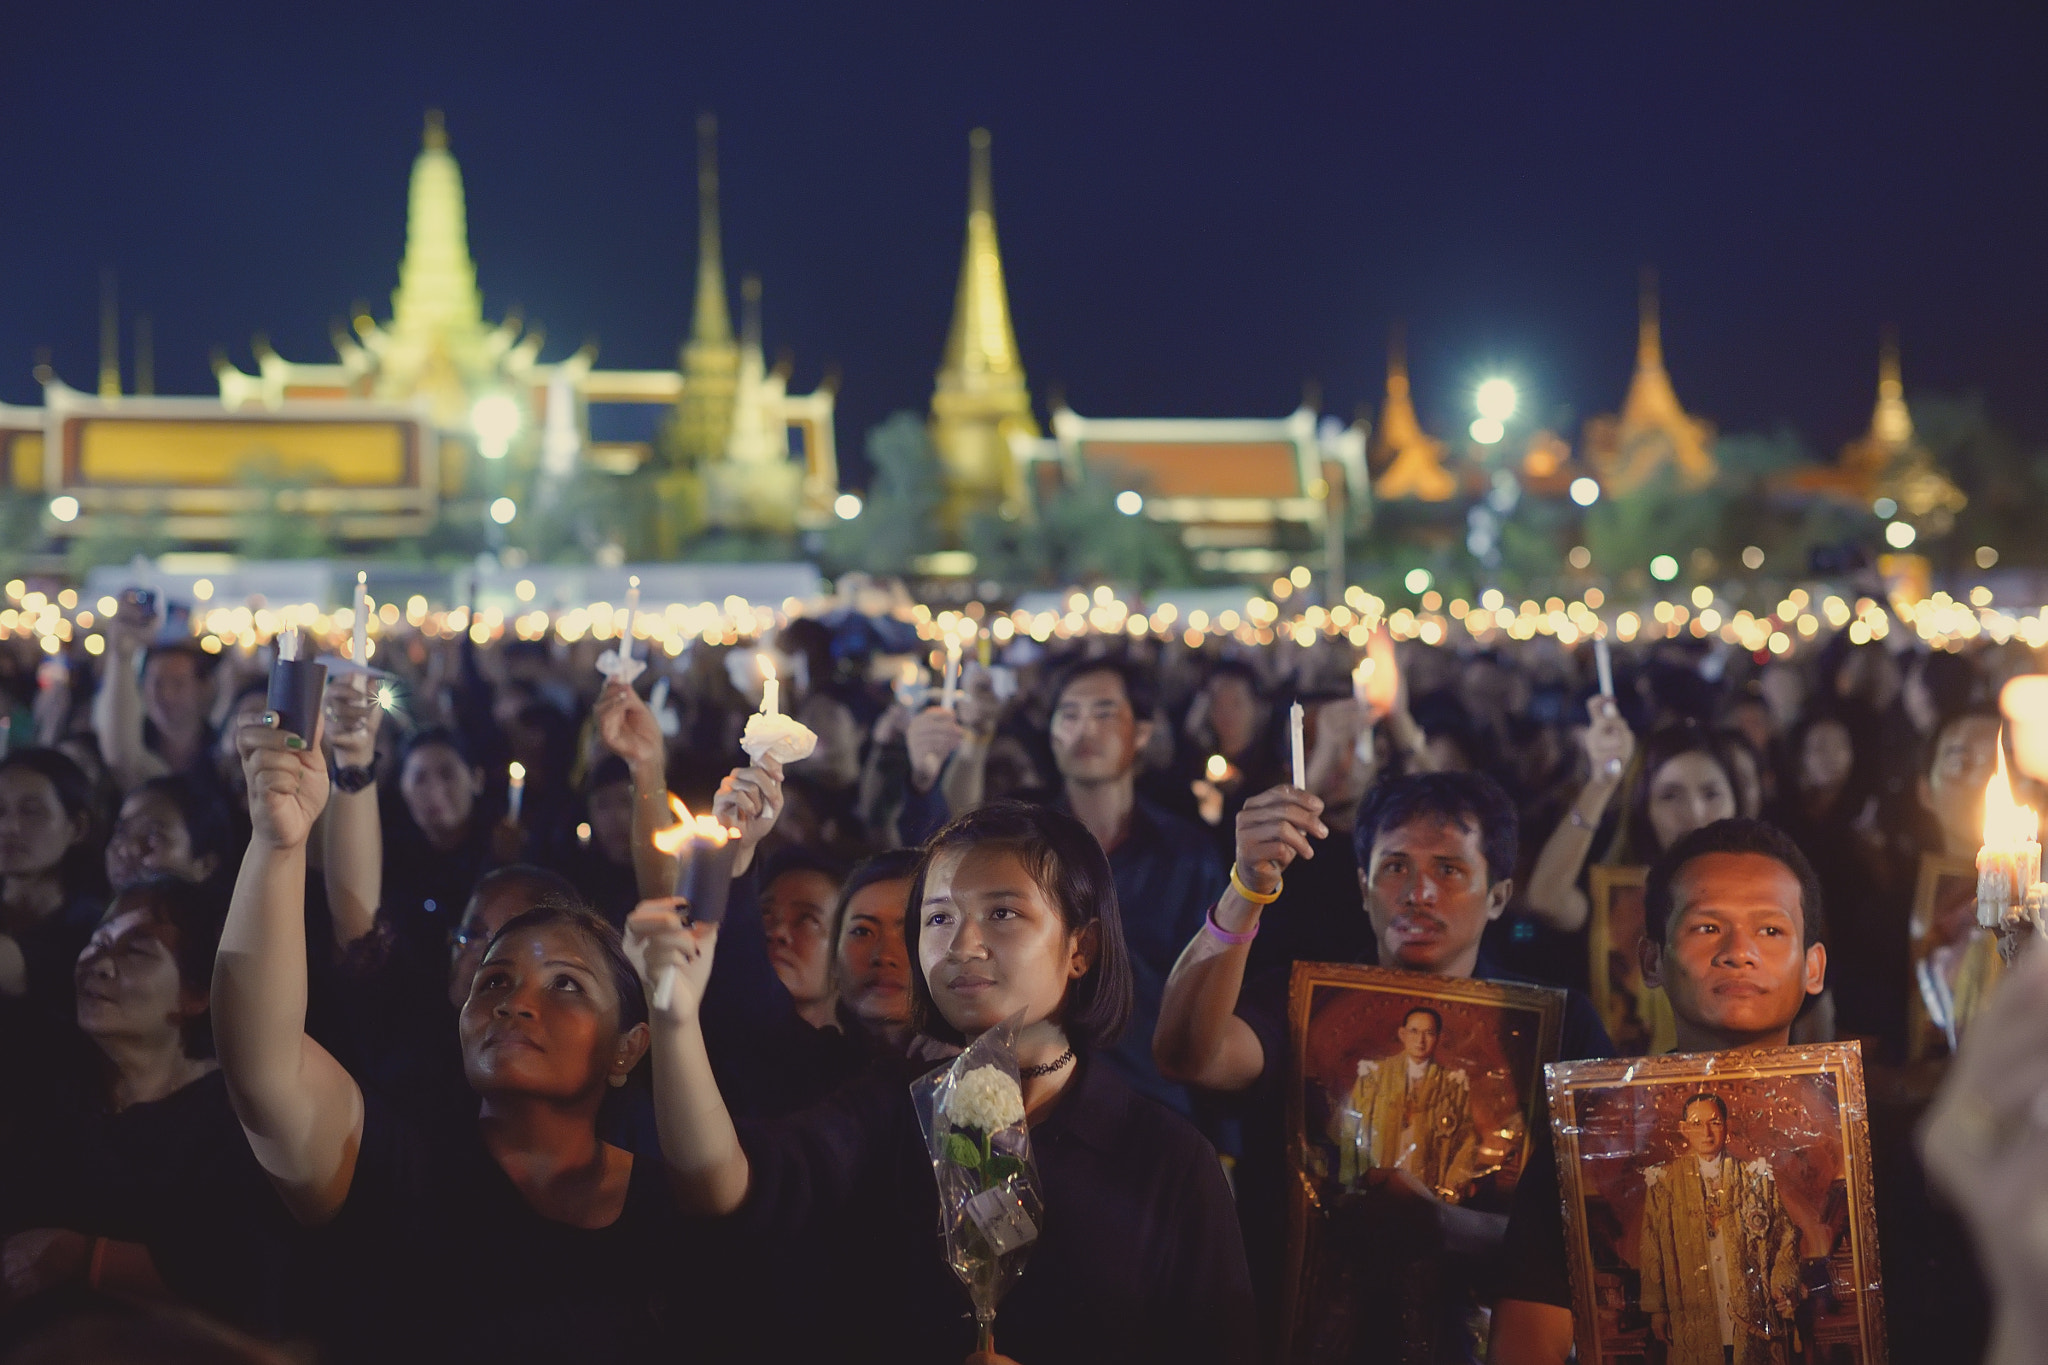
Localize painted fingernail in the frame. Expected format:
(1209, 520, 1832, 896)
(286, 736, 306, 750)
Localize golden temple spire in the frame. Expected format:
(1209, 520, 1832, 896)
(1871, 326, 1912, 448)
(942, 128, 1024, 379)
(1595, 267, 1717, 493)
(97, 269, 120, 398)
(389, 109, 483, 345)
(1372, 325, 1455, 502)
(930, 128, 1038, 533)
(689, 113, 733, 349)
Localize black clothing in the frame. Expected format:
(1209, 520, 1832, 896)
(378, 814, 495, 959)
(0, 1069, 295, 1336)
(9, 890, 103, 1030)
(1232, 954, 1611, 1358)
(734, 1051, 1256, 1365)
(303, 1095, 692, 1363)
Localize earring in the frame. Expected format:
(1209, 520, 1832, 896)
(608, 1071, 628, 1088)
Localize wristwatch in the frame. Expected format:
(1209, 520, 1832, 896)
(332, 759, 379, 794)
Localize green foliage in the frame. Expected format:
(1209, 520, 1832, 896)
(984, 1154, 1025, 1187)
(942, 1132, 983, 1169)
(967, 471, 1194, 591)
(822, 412, 943, 576)
(1915, 394, 2048, 569)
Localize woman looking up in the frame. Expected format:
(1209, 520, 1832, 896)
(212, 712, 695, 1362)
(631, 801, 1255, 1365)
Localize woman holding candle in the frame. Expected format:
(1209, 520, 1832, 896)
(629, 800, 1256, 1364)
(212, 712, 707, 1362)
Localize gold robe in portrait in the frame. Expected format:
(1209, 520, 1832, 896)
(1637, 1156, 1801, 1365)
(1333, 1058, 1478, 1198)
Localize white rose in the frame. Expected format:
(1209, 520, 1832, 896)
(945, 1064, 1026, 1134)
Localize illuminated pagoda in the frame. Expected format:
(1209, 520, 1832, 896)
(929, 129, 1040, 535)
(1369, 328, 1456, 503)
(1582, 272, 1717, 495)
(198, 110, 837, 536)
(1779, 332, 1965, 534)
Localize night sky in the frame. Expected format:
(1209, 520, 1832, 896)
(5, 4, 2046, 482)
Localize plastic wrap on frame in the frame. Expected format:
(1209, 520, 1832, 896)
(910, 1014, 1047, 1348)
(1545, 1042, 1887, 1365)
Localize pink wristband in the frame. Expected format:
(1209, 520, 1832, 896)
(1205, 902, 1260, 946)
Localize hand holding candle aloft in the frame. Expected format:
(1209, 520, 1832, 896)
(649, 795, 744, 1009)
(1594, 635, 1615, 700)
(623, 897, 717, 1021)
(712, 754, 786, 875)
(267, 628, 327, 742)
(942, 638, 963, 712)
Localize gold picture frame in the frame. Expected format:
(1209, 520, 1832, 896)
(1588, 863, 1675, 1056)
(1548, 1042, 1887, 1365)
(1907, 851, 1981, 1061)
(1282, 961, 1565, 1364)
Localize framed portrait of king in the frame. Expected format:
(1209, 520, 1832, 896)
(1283, 962, 1565, 1364)
(1588, 864, 1678, 1057)
(1547, 1042, 1886, 1365)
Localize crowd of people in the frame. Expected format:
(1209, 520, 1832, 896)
(0, 578, 2035, 1362)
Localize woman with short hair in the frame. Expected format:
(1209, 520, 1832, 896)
(635, 800, 1256, 1364)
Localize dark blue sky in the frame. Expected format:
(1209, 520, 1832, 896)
(5, 3, 2046, 480)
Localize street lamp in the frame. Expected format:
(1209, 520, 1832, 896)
(1470, 377, 1518, 444)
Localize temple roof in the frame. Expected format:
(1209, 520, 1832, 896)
(1587, 273, 1717, 494)
(1370, 330, 1455, 502)
(1778, 334, 1965, 527)
(940, 128, 1026, 385)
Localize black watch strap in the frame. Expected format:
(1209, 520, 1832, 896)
(332, 759, 378, 793)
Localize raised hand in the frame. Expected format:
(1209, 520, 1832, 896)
(594, 680, 665, 776)
(239, 714, 329, 852)
(713, 755, 785, 869)
(1581, 695, 1634, 781)
(1233, 783, 1328, 895)
(624, 897, 718, 1023)
(906, 704, 967, 792)
(321, 678, 383, 770)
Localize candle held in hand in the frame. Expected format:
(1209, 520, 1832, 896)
(758, 653, 778, 716)
(1594, 637, 1615, 699)
(507, 761, 526, 823)
(352, 571, 371, 694)
(942, 638, 962, 712)
(623, 576, 640, 664)
(1977, 742, 2042, 930)
(1289, 702, 1306, 790)
(650, 794, 741, 1010)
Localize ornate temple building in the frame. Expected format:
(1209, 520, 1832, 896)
(929, 129, 1040, 533)
(1778, 333, 1966, 533)
(3, 111, 838, 543)
(1369, 330, 1456, 503)
(1582, 275, 1717, 495)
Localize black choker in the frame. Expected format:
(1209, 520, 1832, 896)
(1019, 1048, 1075, 1080)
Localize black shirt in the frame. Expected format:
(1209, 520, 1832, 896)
(303, 1096, 695, 1363)
(0, 1068, 295, 1336)
(734, 1051, 1257, 1365)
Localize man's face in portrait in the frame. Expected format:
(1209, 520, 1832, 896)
(1679, 1098, 1728, 1161)
(1397, 1009, 1442, 1063)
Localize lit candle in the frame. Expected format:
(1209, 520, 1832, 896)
(942, 638, 962, 711)
(758, 653, 779, 716)
(507, 761, 526, 823)
(1289, 702, 1306, 790)
(650, 795, 741, 1009)
(577, 821, 592, 850)
(352, 571, 370, 693)
(1594, 636, 1615, 699)
(1352, 658, 1375, 709)
(1207, 753, 1230, 782)
(1977, 741, 2041, 930)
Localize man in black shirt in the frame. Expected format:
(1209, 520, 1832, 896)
(1156, 770, 1608, 1361)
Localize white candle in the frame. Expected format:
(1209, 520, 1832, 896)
(277, 627, 300, 663)
(623, 576, 640, 663)
(942, 638, 962, 711)
(1289, 702, 1306, 790)
(758, 653, 779, 716)
(1594, 636, 1615, 699)
(352, 571, 370, 692)
(507, 761, 526, 823)
(1978, 743, 2041, 929)
(1352, 658, 1375, 709)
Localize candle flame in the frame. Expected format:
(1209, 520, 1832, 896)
(758, 652, 777, 681)
(651, 793, 733, 856)
(508, 761, 526, 782)
(1984, 740, 2039, 846)
(1206, 753, 1229, 780)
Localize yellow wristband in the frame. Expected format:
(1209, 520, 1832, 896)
(1230, 863, 1282, 905)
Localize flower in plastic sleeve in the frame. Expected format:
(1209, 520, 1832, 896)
(946, 1065, 1026, 1135)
